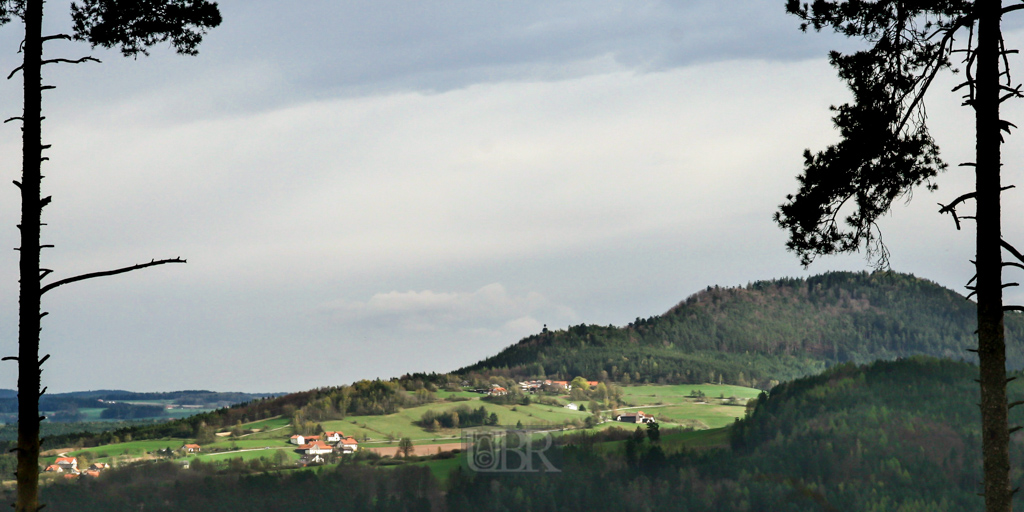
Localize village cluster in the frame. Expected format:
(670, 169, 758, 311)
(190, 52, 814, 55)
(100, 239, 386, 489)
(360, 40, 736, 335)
(289, 431, 360, 464)
(43, 457, 108, 479)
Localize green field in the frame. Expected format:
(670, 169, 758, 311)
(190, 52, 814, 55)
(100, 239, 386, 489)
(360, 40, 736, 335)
(620, 384, 761, 405)
(240, 416, 290, 432)
(596, 426, 731, 455)
(196, 448, 301, 463)
(68, 439, 186, 462)
(404, 455, 463, 483)
(320, 400, 590, 445)
(45, 383, 759, 470)
(434, 391, 481, 400)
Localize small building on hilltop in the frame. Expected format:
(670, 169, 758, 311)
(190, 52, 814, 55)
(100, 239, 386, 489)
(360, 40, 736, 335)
(289, 435, 305, 445)
(324, 431, 344, 443)
(182, 444, 202, 453)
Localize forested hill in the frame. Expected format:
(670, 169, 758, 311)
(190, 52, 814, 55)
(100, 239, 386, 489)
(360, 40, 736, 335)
(460, 271, 1024, 387)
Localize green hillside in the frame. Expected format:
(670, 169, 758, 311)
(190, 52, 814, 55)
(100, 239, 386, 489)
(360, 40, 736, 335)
(461, 271, 1024, 386)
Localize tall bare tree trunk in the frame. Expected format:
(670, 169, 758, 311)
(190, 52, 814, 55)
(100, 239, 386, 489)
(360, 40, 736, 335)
(976, 1, 1011, 511)
(15, 0, 43, 510)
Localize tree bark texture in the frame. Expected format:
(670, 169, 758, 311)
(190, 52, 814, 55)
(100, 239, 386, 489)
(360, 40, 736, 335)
(16, 0, 43, 510)
(975, 1, 1011, 511)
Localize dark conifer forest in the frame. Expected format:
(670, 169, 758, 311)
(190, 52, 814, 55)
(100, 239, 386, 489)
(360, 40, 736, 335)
(463, 271, 1024, 386)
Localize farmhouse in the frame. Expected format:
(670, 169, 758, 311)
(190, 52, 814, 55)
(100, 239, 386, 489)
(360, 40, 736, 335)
(324, 431, 344, 443)
(55, 457, 77, 471)
(616, 411, 655, 424)
(182, 444, 202, 453)
(289, 435, 305, 445)
(339, 437, 360, 454)
(300, 441, 333, 455)
(44, 464, 62, 473)
(488, 387, 508, 396)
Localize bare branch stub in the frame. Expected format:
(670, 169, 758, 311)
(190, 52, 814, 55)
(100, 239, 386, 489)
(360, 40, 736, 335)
(39, 56, 100, 67)
(40, 257, 186, 295)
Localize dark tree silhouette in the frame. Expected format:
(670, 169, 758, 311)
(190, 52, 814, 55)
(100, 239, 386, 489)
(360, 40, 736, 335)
(775, 1, 1022, 510)
(0, 1, 220, 511)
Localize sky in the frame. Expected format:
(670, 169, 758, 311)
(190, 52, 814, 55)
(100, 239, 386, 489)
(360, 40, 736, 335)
(0, 1, 1022, 393)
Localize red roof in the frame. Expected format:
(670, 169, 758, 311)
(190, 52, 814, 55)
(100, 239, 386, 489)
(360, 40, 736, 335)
(44, 465, 61, 472)
(325, 431, 344, 437)
(300, 441, 332, 450)
(340, 437, 359, 445)
(55, 457, 76, 465)
(183, 444, 201, 450)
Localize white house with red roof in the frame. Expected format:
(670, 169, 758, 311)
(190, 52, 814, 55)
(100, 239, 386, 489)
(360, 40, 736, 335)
(324, 431, 344, 443)
(290, 434, 305, 445)
(300, 441, 333, 455)
(338, 437, 360, 454)
(182, 444, 202, 453)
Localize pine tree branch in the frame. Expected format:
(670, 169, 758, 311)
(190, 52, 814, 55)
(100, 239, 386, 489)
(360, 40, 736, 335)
(40, 258, 186, 296)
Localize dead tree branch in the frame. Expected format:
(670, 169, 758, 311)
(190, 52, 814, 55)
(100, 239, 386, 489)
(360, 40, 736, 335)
(40, 258, 186, 296)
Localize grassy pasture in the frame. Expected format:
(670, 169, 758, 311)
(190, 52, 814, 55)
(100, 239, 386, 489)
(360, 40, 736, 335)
(660, 427, 731, 451)
(240, 416, 289, 431)
(434, 391, 481, 400)
(403, 455, 462, 483)
(68, 439, 185, 462)
(594, 426, 730, 455)
(202, 439, 285, 451)
(620, 384, 760, 405)
(196, 448, 301, 463)
(648, 403, 746, 429)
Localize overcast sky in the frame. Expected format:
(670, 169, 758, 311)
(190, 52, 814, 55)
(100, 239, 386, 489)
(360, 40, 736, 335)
(0, 1, 1021, 393)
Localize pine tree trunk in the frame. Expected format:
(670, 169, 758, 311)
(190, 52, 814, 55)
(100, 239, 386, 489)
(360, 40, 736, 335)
(15, 0, 43, 511)
(976, 1, 1011, 511)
